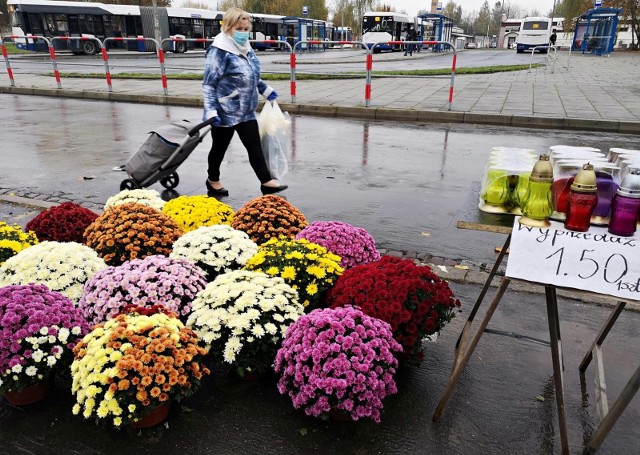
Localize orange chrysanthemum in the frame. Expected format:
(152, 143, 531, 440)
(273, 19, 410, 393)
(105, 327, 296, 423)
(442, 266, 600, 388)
(84, 203, 183, 266)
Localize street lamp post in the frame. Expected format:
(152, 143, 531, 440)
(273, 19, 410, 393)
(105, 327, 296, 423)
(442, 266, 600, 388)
(550, 0, 557, 38)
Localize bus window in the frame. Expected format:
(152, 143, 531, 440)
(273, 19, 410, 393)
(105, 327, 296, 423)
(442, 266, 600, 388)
(68, 14, 80, 34)
(28, 13, 44, 34)
(125, 15, 140, 36)
(55, 14, 67, 32)
(45, 14, 55, 33)
(93, 15, 105, 36)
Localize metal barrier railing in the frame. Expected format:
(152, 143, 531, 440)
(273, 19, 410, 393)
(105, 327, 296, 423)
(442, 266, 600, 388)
(529, 45, 555, 73)
(2, 34, 61, 88)
(292, 40, 367, 104)
(1, 36, 458, 111)
(373, 41, 457, 111)
(160, 37, 216, 95)
(0, 36, 16, 87)
(249, 40, 294, 101)
(103, 37, 163, 93)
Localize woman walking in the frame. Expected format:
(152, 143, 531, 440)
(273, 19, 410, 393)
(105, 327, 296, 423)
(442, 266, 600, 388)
(202, 7, 287, 196)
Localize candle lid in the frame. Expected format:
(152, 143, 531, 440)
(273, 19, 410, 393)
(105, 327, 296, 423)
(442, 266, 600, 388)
(570, 163, 597, 193)
(617, 168, 640, 198)
(530, 154, 553, 182)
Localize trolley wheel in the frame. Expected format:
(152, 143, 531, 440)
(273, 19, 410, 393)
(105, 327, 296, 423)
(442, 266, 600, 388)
(174, 41, 187, 53)
(160, 172, 179, 189)
(120, 178, 141, 191)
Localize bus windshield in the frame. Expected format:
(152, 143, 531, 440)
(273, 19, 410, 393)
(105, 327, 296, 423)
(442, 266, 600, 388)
(523, 21, 549, 31)
(7, 5, 23, 27)
(362, 15, 393, 33)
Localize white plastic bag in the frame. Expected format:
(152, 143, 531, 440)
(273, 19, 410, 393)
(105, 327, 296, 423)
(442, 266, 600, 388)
(258, 101, 290, 180)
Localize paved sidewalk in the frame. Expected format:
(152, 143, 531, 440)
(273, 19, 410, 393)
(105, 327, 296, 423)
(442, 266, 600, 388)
(1, 50, 640, 133)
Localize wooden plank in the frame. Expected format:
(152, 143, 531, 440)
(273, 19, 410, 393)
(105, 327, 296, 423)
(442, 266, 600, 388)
(593, 346, 609, 422)
(456, 220, 513, 234)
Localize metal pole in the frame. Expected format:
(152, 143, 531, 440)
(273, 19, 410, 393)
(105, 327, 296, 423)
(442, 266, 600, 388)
(151, 0, 162, 50)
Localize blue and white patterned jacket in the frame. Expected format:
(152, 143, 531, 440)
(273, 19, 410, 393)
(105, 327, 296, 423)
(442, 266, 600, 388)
(202, 32, 274, 127)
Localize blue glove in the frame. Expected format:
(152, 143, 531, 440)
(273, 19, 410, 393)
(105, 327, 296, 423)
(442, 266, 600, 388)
(212, 116, 222, 127)
(267, 91, 278, 102)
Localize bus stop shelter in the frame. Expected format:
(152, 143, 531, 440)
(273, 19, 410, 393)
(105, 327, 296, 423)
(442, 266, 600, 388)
(572, 7, 622, 55)
(417, 13, 454, 52)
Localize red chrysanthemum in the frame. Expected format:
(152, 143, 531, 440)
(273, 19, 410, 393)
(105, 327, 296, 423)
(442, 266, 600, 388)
(327, 256, 461, 363)
(25, 202, 98, 244)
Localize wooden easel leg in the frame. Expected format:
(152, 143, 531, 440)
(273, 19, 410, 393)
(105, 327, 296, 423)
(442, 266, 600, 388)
(579, 301, 626, 374)
(545, 286, 569, 455)
(583, 364, 640, 454)
(432, 277, 511, 422)
(453, 234, 511, 370)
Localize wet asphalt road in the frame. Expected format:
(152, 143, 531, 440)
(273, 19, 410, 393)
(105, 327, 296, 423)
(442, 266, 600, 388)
(1, 282, 639, 454)
(2, 94, 639, 264)
(2, 94, 640, 453)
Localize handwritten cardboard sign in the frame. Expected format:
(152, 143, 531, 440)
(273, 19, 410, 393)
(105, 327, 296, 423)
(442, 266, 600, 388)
(506, 217, 640, 302)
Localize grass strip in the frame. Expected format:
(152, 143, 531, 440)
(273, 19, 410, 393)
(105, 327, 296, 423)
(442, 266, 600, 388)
(1, 43, 32, 54)
(50, 64, 542, 80)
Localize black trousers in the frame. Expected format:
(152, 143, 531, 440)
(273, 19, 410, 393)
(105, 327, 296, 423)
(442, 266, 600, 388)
(207, 119, 272, 184)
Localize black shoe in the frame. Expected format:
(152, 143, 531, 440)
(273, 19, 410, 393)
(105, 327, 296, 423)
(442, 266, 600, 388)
(205, 180, 229, 196)
(260, 184, 288, 195)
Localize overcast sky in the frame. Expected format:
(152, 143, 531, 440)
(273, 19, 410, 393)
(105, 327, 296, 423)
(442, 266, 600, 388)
(388, 0, 556, 16)
(192, 0, 558, 19)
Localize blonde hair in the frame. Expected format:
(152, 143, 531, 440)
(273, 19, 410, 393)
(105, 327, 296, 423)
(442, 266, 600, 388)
(222, 7, 252, 33)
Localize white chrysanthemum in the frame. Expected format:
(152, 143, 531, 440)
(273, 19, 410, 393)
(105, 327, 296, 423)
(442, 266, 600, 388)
(171, 225, 258, 278)
(104, 189, 165, 211)
(187, 270, 303, 371)
(25, 366, 38, 376)
(0, 241, 107, 302)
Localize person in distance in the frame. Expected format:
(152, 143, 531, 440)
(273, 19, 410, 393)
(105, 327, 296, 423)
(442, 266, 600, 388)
(202, 6, 287, 197)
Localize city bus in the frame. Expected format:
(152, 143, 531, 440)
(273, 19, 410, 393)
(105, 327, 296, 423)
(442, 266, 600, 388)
(516, 16, 552, 53)
(334, 26, 353, 41)
(362, 11, 413, 52)
(6, 0, 223, 54)
(250, 13, 285, 50)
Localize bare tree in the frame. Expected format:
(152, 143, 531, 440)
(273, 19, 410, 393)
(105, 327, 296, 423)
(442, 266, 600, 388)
(180, 0, 214, 8)
(608, 0, 640, 49)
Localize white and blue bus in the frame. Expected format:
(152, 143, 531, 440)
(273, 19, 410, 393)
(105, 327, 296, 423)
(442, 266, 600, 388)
(250, 13, 284, 50)
(6, 0, 223, 54)
(334, 26, 353, 41)
(6, 0, 332, 55)
(516, 17, 552, 53)
(362, 11, 413, 52)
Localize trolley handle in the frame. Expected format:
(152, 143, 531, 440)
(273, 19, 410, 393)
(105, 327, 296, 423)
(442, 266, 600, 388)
(188, 117, 218, 137)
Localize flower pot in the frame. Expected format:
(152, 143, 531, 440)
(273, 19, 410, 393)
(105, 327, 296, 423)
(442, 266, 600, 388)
(129, 402, 171, 429)
(327, 409, 353, 422)
(3, 380, 52, 406)
(239, 371, 262, 381)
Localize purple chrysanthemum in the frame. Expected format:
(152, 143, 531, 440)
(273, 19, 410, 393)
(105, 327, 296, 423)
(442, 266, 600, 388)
(296, 221, 380, 269)
(274, 306, 402, 423)
(79, 255, 207, 326)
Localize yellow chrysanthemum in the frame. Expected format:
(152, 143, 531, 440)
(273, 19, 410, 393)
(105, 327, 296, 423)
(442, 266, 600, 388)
(281, 266, 296, 280)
